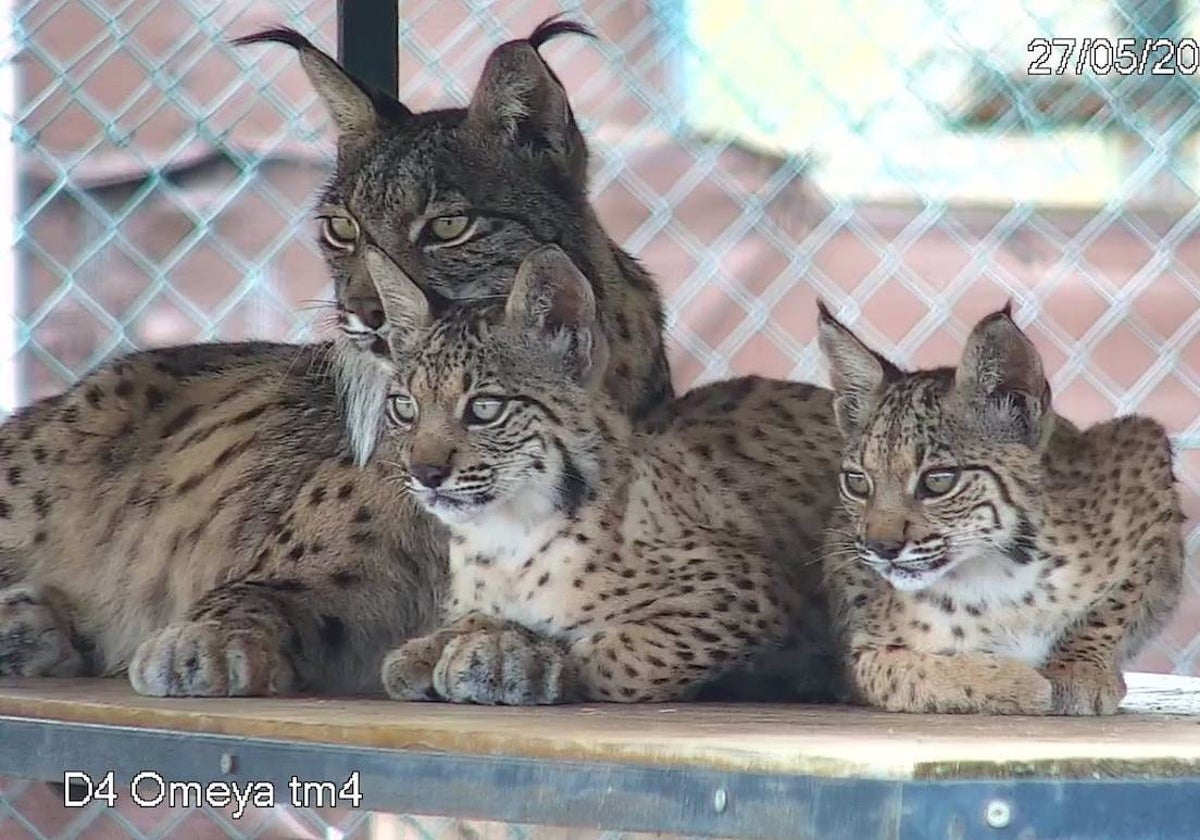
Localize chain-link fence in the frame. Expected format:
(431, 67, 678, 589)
(4, 0, 1200, 836)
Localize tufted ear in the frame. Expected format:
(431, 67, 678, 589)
(816, 301, 901, 439)
(466, 17, 593, 185)
(505, 245, 607, 385)
(361, 246, 432, 352)
(956, 305, 1050, 447)
(232, 27, 411, 146)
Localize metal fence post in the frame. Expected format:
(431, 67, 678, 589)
(337, 0, 399, 96)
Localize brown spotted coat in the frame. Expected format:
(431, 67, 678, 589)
(365, 245, 843, 704)
(818, 304, 1184, 715)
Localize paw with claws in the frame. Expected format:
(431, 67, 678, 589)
(129, 621, 293, 697)
(381, 612, 503, 701)
(0, 584, 87, 677)
(1042, 660, 1126, 716)
(434, 626, 574, 705)
(382, 614, 574, 705)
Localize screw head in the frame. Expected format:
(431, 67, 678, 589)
(984, 799, 1012, 829)
(713, 788, 728, 813)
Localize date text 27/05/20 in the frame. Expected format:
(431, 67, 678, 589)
(1027, 36, 1199, 76)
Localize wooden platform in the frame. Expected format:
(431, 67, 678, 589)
(0, 673, 1198, 838)
(0, 673, 1198, 780)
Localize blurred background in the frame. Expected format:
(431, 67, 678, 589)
(2, 0, 1200, 836)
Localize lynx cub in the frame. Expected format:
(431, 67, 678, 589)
(818, 303, 1184, 715)
(363, 244, 837, 704)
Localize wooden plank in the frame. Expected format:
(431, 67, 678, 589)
(0, 673, 1197, 781)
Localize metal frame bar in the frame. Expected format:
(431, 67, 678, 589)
(2, 715, 1199, 839)
(0, 0, 17, 413)
(337, 0, 399, 96)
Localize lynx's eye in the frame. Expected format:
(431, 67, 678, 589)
(320, 215, 360, 251)
(426, 214, 473, 243)
(386, 394, 417, 426)
(840, 471, 871, 500)
(464, 396, 507, 426)
(918, 468, 960, 499)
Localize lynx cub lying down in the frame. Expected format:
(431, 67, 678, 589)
(365, 244, 836, 704)
(818, 303, 1184, 715)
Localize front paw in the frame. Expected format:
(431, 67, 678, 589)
(0, 585, 86, 677)
(934, 658, 1053, 715)
(1042, 661, 1126, 715)
(434, 627, 573, 705)
(129, 621, 293, 697)
(865, 652, 1053, 715)
(982, 666, 1054, 715)
(381, 634, 444, 701)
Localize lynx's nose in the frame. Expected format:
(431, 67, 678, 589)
(345, 295, 386, 331)
(410, 463, 452, 489)
(864, 538, 905, 561)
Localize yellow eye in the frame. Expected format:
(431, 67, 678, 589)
(840, 471, 870, 500)
(321, 215, 360, 251)
(919, 468, 960, 499)
(427, 214, 472, 242)
(386, 394, 417, 426)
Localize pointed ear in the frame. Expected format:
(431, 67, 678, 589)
(816, 301, 901, 439)
(956, 307, 1050, 446)
(361, 246, 431, 350)
(505, 245, 607, 385)
(233, 27, 410, 143)
(466, 17, 593, 184)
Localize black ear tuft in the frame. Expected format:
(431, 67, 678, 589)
(230, 26, 314, 51)
(528, 15, 597, 50)
(232, 24, 411, 139)
(467, 17, 593, 186)
(1000, 299, 1014, 318)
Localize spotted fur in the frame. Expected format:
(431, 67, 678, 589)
(818, 303, 1185, 715)
(0, 18, 674, 696)
(0, 343, 446, 693)
(368, 246, 841, 704)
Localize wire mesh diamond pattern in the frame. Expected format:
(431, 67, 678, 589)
(2, 0, 1200, 835)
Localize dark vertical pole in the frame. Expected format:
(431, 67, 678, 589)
(337, 0, 399, 96)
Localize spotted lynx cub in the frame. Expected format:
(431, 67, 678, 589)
(0, 19, 674, 696)
(818, 303, 1184, 715)
(359, 244, 839, 704)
